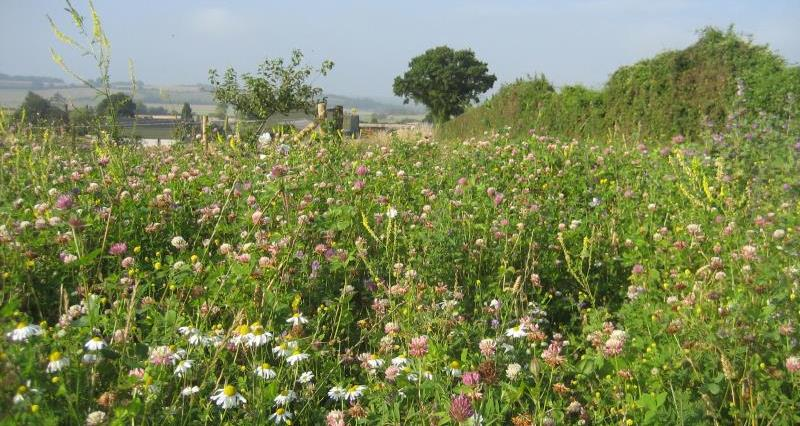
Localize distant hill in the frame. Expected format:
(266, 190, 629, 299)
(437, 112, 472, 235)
(0, 76, 423, 116)
(440, 27, 800, 141)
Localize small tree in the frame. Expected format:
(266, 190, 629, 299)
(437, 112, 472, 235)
(208, 49, 334, 135)
(180, 102, 193, 122)
(393, 46, 496, 123)
(96, 92, 135, 118)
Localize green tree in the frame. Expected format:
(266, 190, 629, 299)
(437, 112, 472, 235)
(96, 92, 135, 118)
(208, 49, 334, 133)
(16, 91, 67, 123)
(180, 102, 193, 122)
(393, 46, 496, 124)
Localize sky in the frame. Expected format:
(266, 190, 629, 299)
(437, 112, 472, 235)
(1, 0, 799, 99)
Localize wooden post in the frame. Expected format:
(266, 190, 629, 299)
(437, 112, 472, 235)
(317, 101, 327, 121)
(201, 115, 208, 151)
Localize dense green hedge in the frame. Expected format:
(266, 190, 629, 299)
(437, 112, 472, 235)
(440, 27, 800, 141)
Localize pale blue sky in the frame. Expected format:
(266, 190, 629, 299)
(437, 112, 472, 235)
(1, 0, 798, 98)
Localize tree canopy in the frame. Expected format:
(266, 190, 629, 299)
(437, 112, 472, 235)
(208, 49, 333, 124)
(96, 92, 136, 118)
(393, 46, 496, 124)
(17, 91, 67, 124)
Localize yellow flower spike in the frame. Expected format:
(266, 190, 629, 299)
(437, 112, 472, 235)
(128, 269, 135, 277)
(191, 254, 198, 263)
(26, 260, 35, 268)
(134, 246, 141, 254)
(154, 262, 161, 270)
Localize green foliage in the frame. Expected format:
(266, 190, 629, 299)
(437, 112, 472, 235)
(208, 49, 333, 125)
(441, 27, 800, 141)
(96, 92, 136, 118)
(393, 46, 497, 124)
(15, 91, 67, 124)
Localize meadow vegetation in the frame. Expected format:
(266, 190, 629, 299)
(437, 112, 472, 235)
(1, 5, 799, 425)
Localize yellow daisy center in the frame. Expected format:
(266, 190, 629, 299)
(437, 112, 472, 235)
(275, 408, 285, 415)
(450, 360, 461, 369)
(261, 363, 271, 369)
(16, 321, 28, 329)
(92, 336, 102, 342)
(237, 325, 249, 335)
(17, 385, 27, 394)
(223, 385, 236, 397)
(49, 351, 62, 362)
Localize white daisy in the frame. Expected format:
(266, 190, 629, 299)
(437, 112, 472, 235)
(177, 326, 198, 336)
(327, 386, 346, 401)
(345, 385, 367, 401)
(273, 390, 296, 406)
(391, 354, 408, 367)
(272, 341, 297, 358)
(268, 407, 293, 424)
(297, 371, 314, 384)
(181, 385, 200, 396)
(12, 382, 37, 404)
(82, 353, 100, 364)
(446, 360, 462, 377)
(85, 336, 107, 351)
(210, 385, 246, 409)
(285, 313, 308, 326)
(366, 354, 384, 369)
(46, 351, 69, 373)
(6, 322, 42, 342)
(286, 350, 309, 366)
(174, 359, 194, 377)
(255, 362, 277, 380)
(505, 325, 527, 339)
(246, 324, 273, 348)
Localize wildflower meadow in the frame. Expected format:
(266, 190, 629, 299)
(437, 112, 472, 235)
(1, 96, 799, 425)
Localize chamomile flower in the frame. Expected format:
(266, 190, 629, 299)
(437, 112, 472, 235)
(246, 323, 273, 347)
(286, 312, 308, 326)
(210, 385, 246, 409)
(85, 336, 107, 351)
(446, 360, 463, 377)
(297, 371, 314, 384)
(6, 321, 42, 342)
(273, 389, 296, 406)
(272, 340, 297, 358)
(181, 385, 200, 397)
(391, 354, 409, 367)
(286, 349, 309, 366)
(268, 407, 293, 424)
(365, 354, 385, 369)
(46, 351, 69, 373)
(231, 324, 251, 345)
(345, 385, 367, 401)
(174, 359, 194, 377)
(328, 386, 347, 401)
(255, 362, 277, 380)
(13, 382, 37, 404)
(505, 325, 527, 339)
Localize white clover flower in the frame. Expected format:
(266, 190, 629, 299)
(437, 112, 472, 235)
(255, 362, 277, 380)
(85, 411, 106, 426)
(6, 322, 42, 342)
(506, 363, 522, 379)
(210, 385, 246, 409)
(171, 236, 188, 250)
(85, 336, 107, 351)
(46, 351, 69, 373)
(387, 207, 398, 219)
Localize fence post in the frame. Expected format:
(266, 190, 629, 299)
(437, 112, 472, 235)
(201, 115, 208, 151)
